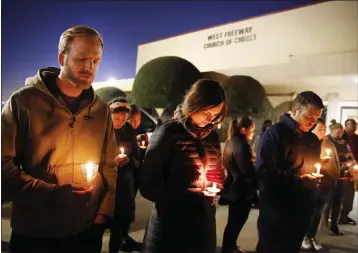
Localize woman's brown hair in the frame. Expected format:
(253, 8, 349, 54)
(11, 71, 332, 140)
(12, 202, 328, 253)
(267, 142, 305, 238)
(228, 115, 254, 140)
(329, 119, 343, 131)
(179, 79, 227, 125)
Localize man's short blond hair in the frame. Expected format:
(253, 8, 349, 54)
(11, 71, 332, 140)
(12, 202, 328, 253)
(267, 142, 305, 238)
(58, 25, 104, 54)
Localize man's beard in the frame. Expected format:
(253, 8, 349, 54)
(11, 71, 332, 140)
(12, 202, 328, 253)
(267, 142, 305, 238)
(64, 64, 93, 90)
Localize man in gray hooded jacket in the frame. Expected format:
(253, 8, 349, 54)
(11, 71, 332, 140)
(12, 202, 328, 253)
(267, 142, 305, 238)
(1, 26, 117, 253)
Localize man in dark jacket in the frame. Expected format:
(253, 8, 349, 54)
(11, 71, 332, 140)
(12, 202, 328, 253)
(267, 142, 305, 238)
(341, 119, 358, 225)
(108, 97, 141, 253)
(256, 91, 325, 253)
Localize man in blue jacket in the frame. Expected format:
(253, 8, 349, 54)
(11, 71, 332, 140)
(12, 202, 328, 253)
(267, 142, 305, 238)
(256, 91, 325, 253)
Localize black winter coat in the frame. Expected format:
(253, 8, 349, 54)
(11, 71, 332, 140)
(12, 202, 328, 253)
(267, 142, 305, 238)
(139, 119, 224, 253)
(134, 130, 149, 192)
(256, 114, 321, 216)
(114, 123, 140, 222)
(222, 135, 257, 202)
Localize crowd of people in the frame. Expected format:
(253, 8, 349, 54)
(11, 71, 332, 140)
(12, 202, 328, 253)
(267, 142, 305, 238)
(2, 25, 357, 253)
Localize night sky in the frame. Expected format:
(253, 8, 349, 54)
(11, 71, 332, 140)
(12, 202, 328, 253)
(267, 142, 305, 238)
(2, 0, 320, 101)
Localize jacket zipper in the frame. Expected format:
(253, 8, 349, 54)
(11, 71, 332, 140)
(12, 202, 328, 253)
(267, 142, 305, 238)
(42, 90, 97, 184)
(70, 116, 76, 183)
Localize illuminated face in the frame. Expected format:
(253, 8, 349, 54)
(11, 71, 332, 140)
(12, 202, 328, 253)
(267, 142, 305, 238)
(241, 123, 255, 141)
(111, 112, 129, 130)
(313, 122, 326, 140)
(190, 102, 224, 128)
(59, 36, 102, 90)
(331, 127, 344, 138)
(291, 105, 322, 132)
(128, 112, 141, 130)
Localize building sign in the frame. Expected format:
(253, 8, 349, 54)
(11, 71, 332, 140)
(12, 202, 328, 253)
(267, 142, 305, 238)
(204, 26, 256, 49)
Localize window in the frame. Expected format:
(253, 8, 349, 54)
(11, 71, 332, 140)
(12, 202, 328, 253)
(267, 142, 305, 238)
(140, 111, 157, 133)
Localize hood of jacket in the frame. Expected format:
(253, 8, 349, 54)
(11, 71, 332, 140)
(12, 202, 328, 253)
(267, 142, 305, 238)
(25, 67, 60, 94)
(25, 67, 96, 112)
(2, 67, 117, 238)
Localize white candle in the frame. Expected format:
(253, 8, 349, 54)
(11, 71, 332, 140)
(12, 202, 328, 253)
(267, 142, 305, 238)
(86, 162, 94, 182)
(322, 148, 331, 159)
(326, 149, 331, 157)
(140, 141, 146, 149)
(315, 163, 321, 174)
(80, 161, 98, 183)
(118, 147, 127, 158)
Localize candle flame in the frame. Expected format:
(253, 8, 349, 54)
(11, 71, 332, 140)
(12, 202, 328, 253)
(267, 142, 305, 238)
(212, 182, 217, 189)
(326, 148, 331, 156)
(84, 161, 96, 182)
(142, 141, 145, 146)
(120, 147, 124, 155)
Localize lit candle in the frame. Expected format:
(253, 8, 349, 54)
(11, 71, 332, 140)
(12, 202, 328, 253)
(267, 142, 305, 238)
(315, 163, 321, 174)
(139, 141, 146, 149)
(354, 165, 358, 171)
(207, 182, 221, 194)
(322, 148, 331, 159)
(311, 163, 323, 178)
(326, 149, 331, 157)
(80, 161, 99, 184)
(118, 147, 127, 158)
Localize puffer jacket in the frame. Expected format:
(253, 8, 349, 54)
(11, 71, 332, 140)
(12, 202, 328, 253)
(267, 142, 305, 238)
(139, 118, 224, 253)
(1, 67, 117, 238)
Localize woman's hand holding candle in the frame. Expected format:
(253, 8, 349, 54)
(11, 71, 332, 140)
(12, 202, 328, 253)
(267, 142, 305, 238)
(115, 147, 129, 166)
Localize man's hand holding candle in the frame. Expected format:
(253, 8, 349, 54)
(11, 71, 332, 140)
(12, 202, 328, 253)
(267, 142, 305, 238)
(300, 174, 319, 180)
(52, 183, 92, 207)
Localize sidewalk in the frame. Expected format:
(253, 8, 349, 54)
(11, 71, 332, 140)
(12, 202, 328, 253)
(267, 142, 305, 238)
(2, 193, 358, 253)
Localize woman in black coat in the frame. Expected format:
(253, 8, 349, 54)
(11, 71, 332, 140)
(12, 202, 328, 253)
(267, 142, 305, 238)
(127, 104, 148, 195)
(221, 116, 257, 253)
(108, 97, 141, 253)
(139, 79, 227, 253)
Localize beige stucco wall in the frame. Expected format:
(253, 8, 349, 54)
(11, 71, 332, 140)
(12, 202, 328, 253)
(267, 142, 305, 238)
(136, 1, 358, 74)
